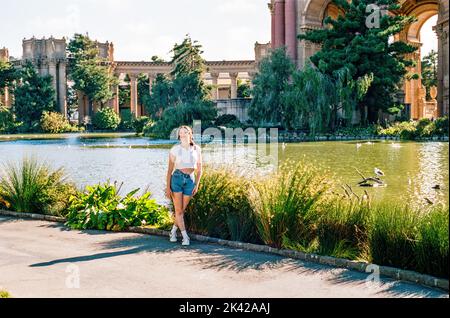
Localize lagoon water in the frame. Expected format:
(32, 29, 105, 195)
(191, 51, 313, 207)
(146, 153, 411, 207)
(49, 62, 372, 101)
(0, 134, 448, 208)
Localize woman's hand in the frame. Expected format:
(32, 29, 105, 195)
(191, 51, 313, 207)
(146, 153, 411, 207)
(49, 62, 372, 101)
(165, 187, 172, 199)
(192, 184, 199, 196)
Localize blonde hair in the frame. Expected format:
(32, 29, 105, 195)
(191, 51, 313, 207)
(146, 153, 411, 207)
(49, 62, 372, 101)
(177, 125, 196, 147)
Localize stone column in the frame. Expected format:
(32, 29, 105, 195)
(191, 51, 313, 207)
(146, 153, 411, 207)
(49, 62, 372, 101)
(435, 21, 449, 117)
(58, 61, 67, 117)
(48, 60, 58, 94)
(113, 85, 120, 114)
(148, 73, 156, 95)
(248, 71, 256, 91)
(77, 91, 85, 125)
(268, 2, 275, 48)
(211, 72, 219, 100)
(285, 0, 297, 61)
(274, 0, 285, 48)
(230, 72, 238, 99)
(129, 74, 138, 118)
(1, 87, 11, 108)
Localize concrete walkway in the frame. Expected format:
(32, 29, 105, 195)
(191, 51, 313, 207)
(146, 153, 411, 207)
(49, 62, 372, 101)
(0, 216, 447, 298)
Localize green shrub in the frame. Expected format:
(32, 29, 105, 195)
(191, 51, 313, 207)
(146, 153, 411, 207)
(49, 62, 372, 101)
(65, 181, 171, 231)
(248, 160, 332, 250)
(118, 109, 133, 131)
(0, 106, 20, 134)
(415, 207, 449, 278)
(132, 116, 151, 134)
(377, 118, 449, 140)
(432, 116, 449, 136)
(185, 165, 261, 243)
(40, 111, 73, 134)
(377, 121, 418, 140)
(416, 118, 432, 137)
(0, 157, 77, 216)
(92, 107, 121, 131)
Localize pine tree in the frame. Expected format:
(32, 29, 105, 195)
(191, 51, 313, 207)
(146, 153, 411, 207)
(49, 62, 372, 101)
(67, 34, 118, 110)
(298, 0, 417, 123)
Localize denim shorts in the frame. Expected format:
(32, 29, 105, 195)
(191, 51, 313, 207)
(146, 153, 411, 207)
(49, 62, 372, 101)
(171, 169, 196, 196)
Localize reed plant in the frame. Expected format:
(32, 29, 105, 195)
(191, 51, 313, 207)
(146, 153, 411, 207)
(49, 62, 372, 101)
(185, 164, 261, 243)
(248, 160, 332, 249)
(0, 156, 76, 216)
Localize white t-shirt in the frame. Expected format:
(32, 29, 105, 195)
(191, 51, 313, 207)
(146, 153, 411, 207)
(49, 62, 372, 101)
(169, 144, 201, 178)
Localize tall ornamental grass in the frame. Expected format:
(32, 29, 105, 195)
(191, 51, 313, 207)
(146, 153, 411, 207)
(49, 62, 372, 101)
(369, 204, 421, 271)
(317, 199, 371, 260)
(415, 206, 449, 278)
(248, 160, 332, 250)
(184, 164, 261, 243)
(0, 156, 76, 216)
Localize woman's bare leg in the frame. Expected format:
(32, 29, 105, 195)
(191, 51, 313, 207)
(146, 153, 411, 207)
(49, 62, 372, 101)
(182, 195, 192, 213)
(172, 192, 186, 231)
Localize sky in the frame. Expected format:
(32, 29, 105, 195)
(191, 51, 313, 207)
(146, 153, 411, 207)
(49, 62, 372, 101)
(0, 0, 270, 61)
(1, 0, 437, 61)
(420, 15, 438, 57)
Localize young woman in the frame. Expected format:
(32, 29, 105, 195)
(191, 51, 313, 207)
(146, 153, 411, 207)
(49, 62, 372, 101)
(165, 125, 203, 246)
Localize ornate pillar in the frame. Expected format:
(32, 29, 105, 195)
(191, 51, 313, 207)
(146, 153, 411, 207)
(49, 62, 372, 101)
(148, 73, 156, 95)
(274, 0, 285, 48)
(407, 42, 422, 120)
(1, 87, 11, 108)
(211, 72, 219, 100)
(248, 71, 257, 92)
(58, 61, 67, 117)
(129, 74, 138, 118)
(285, 0, 297, 61)
(435, 20, 449, 117)
(77, 91, 85, 124)
(229, 72, 238, 99)
(48, 60, 58, 94)
(297, 25, 322, 69)
(0, 48, 9, 107)
(113, 85, 120, 114)
(268, 2, 276, 48)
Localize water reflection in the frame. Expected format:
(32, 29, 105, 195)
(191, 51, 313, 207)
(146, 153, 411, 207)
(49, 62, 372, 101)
(0, 137, 448, 208)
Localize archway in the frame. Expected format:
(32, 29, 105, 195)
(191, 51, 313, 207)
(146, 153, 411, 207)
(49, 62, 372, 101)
(399, 1, 440, 119)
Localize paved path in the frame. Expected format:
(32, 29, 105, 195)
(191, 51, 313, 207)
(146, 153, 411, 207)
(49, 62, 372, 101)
(0, 216, 447, 298)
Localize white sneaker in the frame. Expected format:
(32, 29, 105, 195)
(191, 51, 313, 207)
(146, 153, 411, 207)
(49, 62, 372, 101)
(182, 237, 190, 246)
(169, 230, 177, 243)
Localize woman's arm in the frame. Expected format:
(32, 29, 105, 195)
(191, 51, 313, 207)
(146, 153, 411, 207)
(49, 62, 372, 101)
(166, 152, 175, 199)
(193, 146, 203, 195)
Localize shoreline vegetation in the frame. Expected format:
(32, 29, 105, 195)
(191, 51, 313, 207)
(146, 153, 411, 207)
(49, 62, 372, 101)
(0, 157, 448, 279)
(0, 117, 448, 143)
